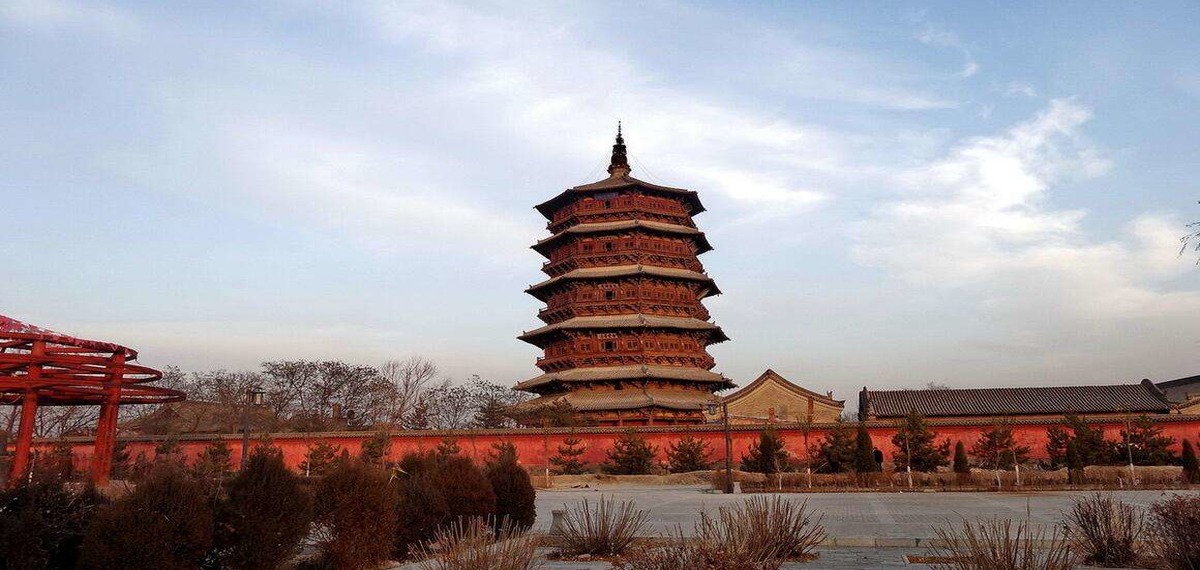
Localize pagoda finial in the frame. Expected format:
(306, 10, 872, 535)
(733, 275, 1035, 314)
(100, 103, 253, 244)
(607, 121, 630, 176)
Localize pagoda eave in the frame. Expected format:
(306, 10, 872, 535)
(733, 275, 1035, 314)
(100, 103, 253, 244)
(530, 219, 713, 257)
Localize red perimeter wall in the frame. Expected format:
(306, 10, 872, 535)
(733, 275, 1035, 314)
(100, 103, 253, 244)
(39, 415, 1200, 474)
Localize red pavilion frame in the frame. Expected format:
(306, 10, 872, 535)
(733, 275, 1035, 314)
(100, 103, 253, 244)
(1, 315, 184, 485)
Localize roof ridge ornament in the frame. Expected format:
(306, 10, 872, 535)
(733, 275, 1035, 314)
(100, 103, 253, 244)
(607, 121, 630, 177)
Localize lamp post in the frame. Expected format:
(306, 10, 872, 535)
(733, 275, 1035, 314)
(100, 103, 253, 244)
(240, 386, 265, 470)
(706, 400, 733, 494)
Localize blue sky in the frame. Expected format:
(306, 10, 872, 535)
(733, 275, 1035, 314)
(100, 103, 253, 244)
(2, 1, 1198, 400)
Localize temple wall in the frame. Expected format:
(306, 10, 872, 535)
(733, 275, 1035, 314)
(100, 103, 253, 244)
(38, 415, 1200, 475)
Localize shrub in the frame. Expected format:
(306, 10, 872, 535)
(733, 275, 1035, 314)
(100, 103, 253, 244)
(35, 439, 77, 481)
(614, 534, 782, 570)
(1045, 425, 1070, 468)
(927, 517, 1076, 570)
(699, 496, 824, 560)
(550, 436, 588, 475)
(398, 450, 438, 478)
(666, 435, 712, 473)
(816, 421, 855, 473)
(191, 439, 233, 494)
(891, 411, 950, 472)
(1183, 439, 1200, 484)
(216, 447, 313, 570)
(1066, 441, 1084, 484)
(394, 473, 450, 560)
(1063, 415, 1116, 466)
(485, 446, 537, 531)
(1118, 415, 1176, 466)
(603, 431, 658, 475)
(1065, 493, 1143, 567)
(359, 430, 392, 466)
(0, 479, 104, 569)
(413, 518, 538, 570)
(953, 441, 970, 475)
(1145, 494, 1200, 570)
(433, 456, 497, 522)
(853, 423, 876, 473)
(313, 459, 399, 570)
(741, 428, 789, 475)
(436, 437, 462, 458)
(299, 440, 340, 477)
(79, 463, 214, 570)
(558, 497, 649, 556)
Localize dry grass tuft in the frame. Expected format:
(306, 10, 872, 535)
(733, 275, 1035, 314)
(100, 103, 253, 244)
(612, 532, 782, 570)
(698, 496, 825, 560)
(1145, 494, 1200, 570)
(413, 518, 540, 570)
(557, 496, 649, 556)
(928, 517, 1077, 570)
(1065, 493, 1143, 567)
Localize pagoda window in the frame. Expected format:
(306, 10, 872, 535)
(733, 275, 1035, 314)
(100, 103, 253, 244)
(604, 290, 615, 301)
(602, 341, 616, 352)
(604, 241, 614, 251)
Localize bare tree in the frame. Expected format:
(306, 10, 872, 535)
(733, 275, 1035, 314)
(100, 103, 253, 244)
(1182, 208, 1199, 264)
(375, 356, 439, 428)
(422, 381, 476, 430)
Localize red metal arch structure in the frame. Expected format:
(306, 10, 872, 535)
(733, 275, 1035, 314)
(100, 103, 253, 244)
(1, 315, 184, 485)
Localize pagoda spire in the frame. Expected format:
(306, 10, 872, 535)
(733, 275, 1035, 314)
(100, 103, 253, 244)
(607, 121, 630, 176)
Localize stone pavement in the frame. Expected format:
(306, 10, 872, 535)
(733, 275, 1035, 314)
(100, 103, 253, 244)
(534, 484, 1193, 540)
(538, 547, 923, 569)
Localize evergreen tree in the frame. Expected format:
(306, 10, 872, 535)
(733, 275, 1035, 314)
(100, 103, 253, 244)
(1064, 414, 1116, 466)
(665, 435, 712, 473)
(485, 446, 537, 531)
(853, 423, 877, 473)
(359, 431, 392, 466)
(488, 441, 518, 465)
(890, 411, 950, 472)
(549, 436, 588, 475)
(154, 439, 185, 465)
(970, 424, 1031, 470)
(111, 440, 133, 480)
(953, 441, 970, 474)
(817, 421, 856, 473)
(1181, 439, 1200, 484)
(1119, 415, 1176, 466)
(741, 427, 790, 474)
(435, 437, 462, 458)
(1045, 425, 1071, 468)
(190, 439, 233, 493)
(473, 397, 511, 429)
(602, 431, 658, 475)
(299, 440, 340, 477)
(1066, 440, 1084, 484)
(216, 447, 312, 570)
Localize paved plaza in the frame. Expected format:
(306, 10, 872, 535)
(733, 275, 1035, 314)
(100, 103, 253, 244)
(528, 485, 1196, 569)
(535, 484, 1187, 539)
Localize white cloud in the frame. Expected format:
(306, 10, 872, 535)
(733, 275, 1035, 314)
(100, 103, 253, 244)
(1004, 81, 1039, 98)
(852, 99, 1200, 334)
(916, 24, 979, 80)
(0, 0, 138, 37)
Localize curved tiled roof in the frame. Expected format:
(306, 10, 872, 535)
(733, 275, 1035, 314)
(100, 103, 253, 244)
(519, 315, 728, 345)
(516, 364, 732, 392)
(514, 387, 715, 412)
(861, 380, 1172, 419)
(534, 173, 705, 219)
(525, 264, 720, 300)
(532, 219, 713, 256)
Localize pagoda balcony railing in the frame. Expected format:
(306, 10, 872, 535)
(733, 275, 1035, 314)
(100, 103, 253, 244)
(538, 303, 709, 323)
(549, 206, 696, 232)
(543, 253, 702, 276)
(537, 352, 716, 372)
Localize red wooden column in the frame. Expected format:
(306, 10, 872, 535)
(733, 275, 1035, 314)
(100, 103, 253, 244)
(9, 389, 38, 485)
(90, 351, 125, 485)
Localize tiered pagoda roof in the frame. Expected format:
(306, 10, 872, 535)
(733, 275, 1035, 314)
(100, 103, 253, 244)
(515, 126, 733, 426)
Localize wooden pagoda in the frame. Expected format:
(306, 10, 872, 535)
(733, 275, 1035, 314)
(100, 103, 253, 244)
(516, 127, 733, 425)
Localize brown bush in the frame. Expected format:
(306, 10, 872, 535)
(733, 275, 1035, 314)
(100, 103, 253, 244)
(394, 473, 450, 560)
(432, 456, 496, 523)
(313, 459, 399, 570)
(413, 518, 538, 570)
(1065, 493, 1143, 567)
(1145, 494, 1200, 570)
(928, 517, 1076, 570)
(0, 479, 105, 569)
(486, 449, 537, 531)
(79, 463, 214, 570)
(614, 534, 782, 570)
(699, 496, 824, 559)
(216, 447, 313, 570)
(558, 496, 649, 556)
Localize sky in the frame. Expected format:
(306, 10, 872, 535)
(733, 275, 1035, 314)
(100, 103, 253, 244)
(2, 1, 1198, 402)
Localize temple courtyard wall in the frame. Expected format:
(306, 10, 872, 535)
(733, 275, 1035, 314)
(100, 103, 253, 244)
(39, 414, 1200, 475)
